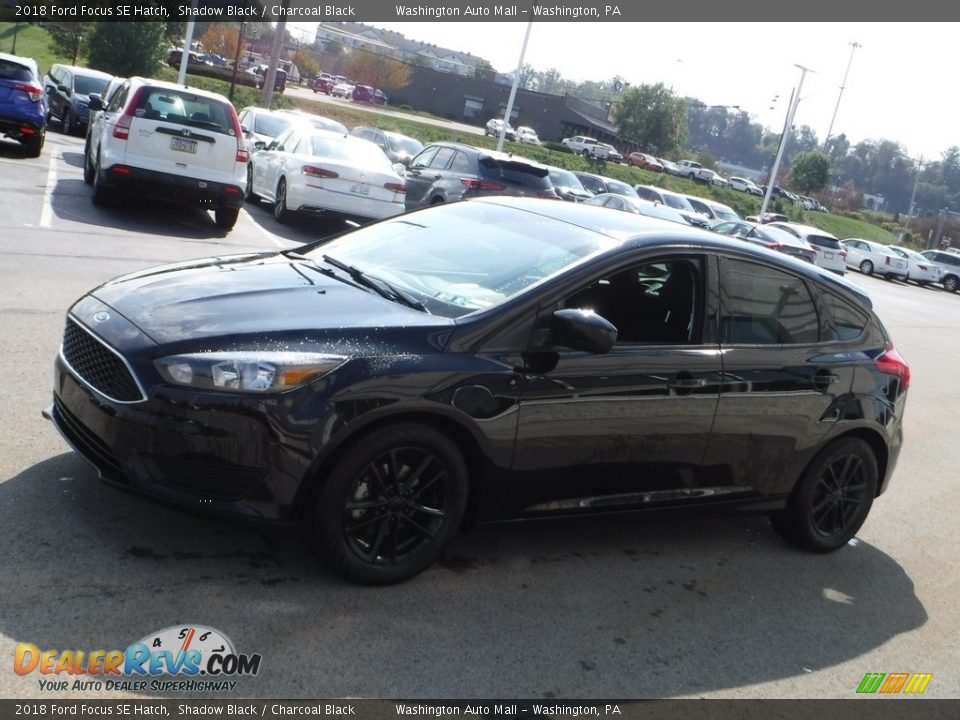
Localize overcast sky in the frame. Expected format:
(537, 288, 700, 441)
(295, 21, 957, 161)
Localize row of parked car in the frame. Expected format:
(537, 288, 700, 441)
(310, 73, 388, 106)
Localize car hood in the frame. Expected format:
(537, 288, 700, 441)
(89, 253, 453, 348)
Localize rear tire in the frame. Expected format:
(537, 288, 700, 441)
(91, 152, 110, 206)
(308, 423, 469, 585)
(214, 207, 240, 230)
(244, 165, 258, 204)
(944, 275, 959, 293)
(83, 143, 95, 184)
(273, 178, 292, 223)
(859, 260, 874, 275)
(770, 437, 878, 553)
(24, 132, 43, 158)
(62, 108, 74, 135)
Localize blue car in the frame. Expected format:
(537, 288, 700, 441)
(0, 51, 46, 157)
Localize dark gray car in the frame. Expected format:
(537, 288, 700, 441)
(404, 142, 558, 210)
(44, 64, 112, 135)
(350, 126, 423, 166)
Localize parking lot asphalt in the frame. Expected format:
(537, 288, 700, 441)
(1, 130, 958, 700)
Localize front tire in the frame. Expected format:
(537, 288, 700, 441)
(244, 165, 258, 204)
(770, 437, 878, 553)
(943, 275, 959, 293)
(62, 108, 75, 135)
(309, 423, 469, 585)
(859, 260, 874, 275)
(83, 143, 95, 184)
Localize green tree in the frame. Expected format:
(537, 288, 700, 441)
(46, 22, 94, 65)
(87, 22, 166, 77)
(612, 83, 687, 154)
(789, 150, 831, 194)
(472, 59, 495, 82)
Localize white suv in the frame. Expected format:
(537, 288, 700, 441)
(770, 223, 846, 275)
(84, 77, 248, 230)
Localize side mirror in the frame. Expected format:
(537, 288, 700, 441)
(254, 140, 266, 151)
(58, 84, 70, 96)
(45, 85, 55, 95)
(240, 125, 250, 135)
(551, 308, 617, 354)
(87, 94, 104, 112)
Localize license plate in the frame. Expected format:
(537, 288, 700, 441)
(824, 252, 834, 259)
(349, 183, 369, 196)
(170, 137, 197, 154)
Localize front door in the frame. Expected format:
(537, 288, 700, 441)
(510, 255, 722, 515)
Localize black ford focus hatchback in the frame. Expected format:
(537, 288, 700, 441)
(47, 198, 909, 584)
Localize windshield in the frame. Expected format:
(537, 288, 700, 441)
(310, 135, 394, 169)
(75, 74, 109, 96)
(548, 168, 583, 188)
(713, 206, 739, 221)
(254, 114, 291, 138)
(307, 202, 616, 318)
(662, 193, 691, 211)
(387, 135, 423, 155)
(606, 179, 638, 197)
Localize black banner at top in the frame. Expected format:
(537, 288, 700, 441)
(2, 0, 959, 22)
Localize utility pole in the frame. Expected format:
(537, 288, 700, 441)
(261, 2, 289, 109)
(823, 41, 861, 148)
(177, 0, 199, 86)
(760, 64, 814, 220)
(229, 22, 247, 102)
(901, 155, 923, 243)
(497, 18, 534, 153)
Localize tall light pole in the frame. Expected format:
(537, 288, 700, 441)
(760, 64, 814, 220)
(823, 41, 861, 148)
(497, 18, 534, 153)
(901, 155, 923, 242)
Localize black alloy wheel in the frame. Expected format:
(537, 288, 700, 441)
(311, 423, 468, 584)
(770, 437, 877, 552)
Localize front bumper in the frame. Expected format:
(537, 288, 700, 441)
(99, 164, 244, 210)
(47, 357, 310, 523)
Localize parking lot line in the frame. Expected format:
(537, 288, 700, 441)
(38, 151, 58, 228)
(241, 208, 294, 249)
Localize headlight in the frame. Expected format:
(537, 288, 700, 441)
(155, 352, 346, 393)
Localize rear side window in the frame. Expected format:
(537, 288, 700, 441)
(134, 88, 234, 136)
(821, 292, 868, 342)
(0, 59, 34, 82)
(719, 258, 819, 345)
(74, 74, 109, 96)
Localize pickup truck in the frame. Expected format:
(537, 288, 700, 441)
(561, 135, 610, 159)
(675, 159, 715, 182)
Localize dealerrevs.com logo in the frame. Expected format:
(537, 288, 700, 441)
(14, 625, 262, 692)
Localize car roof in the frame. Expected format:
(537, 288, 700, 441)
(129, 76, 231, 103)
(773, 222, 838, 239)
(54, 64, 113, 80)
(0, 51, 39, 76)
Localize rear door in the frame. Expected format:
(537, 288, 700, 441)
(122, 86, 239, 185)
(700, 255, 855, 498)
(403, 145, 442, 208)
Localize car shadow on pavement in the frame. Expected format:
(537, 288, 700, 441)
(1, 451, 927, 698)
(0, 138, 32, 159)
(242, 198, 357, 245)
(49, 177, 238, 241)
(60, 150, 85, 169)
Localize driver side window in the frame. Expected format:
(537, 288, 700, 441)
(563, 259, 702, 345)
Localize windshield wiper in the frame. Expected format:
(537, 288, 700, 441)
(322, 254, 429, 313)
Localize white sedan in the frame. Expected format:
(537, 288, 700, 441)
(247, 128, 407, 223)
(841, 238, 909, 280)
(890, 245, 942, 285)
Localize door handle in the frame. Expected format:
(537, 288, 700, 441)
(667, 377, 707, 390)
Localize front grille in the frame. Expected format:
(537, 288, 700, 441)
(53, 395, 127, 483)
(62, 318, 144, 402)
